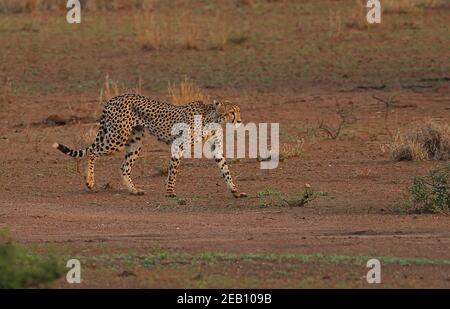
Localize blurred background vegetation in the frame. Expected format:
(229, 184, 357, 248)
(0, 0, 448, 95)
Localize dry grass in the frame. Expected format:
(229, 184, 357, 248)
(97, 73, 142, 119)
(24, 124, 50, 153)
(99, 73, 142, 100)
(280, 140, 304, 161)
(391, 122, 450, 161)
(328, 9, 343, 40)
(0, 0, 57, 14)
(345, 0, 369, 30)
(373, 95, 400, 138)
(354, 167, 374, 179)
(182, 21, 200, 51)
(209, 19, 231, 51)
(1, 76, 13, 103)
(229, 33, 250, 45)
(382, 0, 450, 14)
(168, 77, 205, 105)
(135, 10, 200, 52)
(72, 126, 97, 150)
(237, 0, 256, 6)
(134, 9, 248, 51)
(135, 13, 164, 51)
(383, 0, 422, 14)
(154, 161, 168, 177)
(85, 0, 154, 11)
(135, 12, 189, 51)
(0, 0, 154, 14)
(4, 0, 443, 15)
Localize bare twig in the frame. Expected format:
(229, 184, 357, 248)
(318, 102, 355, 140)
(373, 95, 400, 138)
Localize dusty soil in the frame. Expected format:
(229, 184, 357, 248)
(0, 1, 449, 288)
(2, 88, 450, 288)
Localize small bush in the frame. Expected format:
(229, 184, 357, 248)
(318, 102, 355, 140)
(0, 233, 64, 288)
(391, 122, 450, 161)
(407, 165, 450, 214)
(255, 185, 328, 208)
(283, 185, 328, 207)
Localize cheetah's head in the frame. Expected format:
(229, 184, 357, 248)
(213, 100, 242, 127)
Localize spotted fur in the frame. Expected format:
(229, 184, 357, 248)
(53, 94, 246, 198)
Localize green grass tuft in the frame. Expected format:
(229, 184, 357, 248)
(0, 231, 64, 288)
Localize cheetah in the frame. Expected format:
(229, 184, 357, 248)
(53, 94, 247, 198)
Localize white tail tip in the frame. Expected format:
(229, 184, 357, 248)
(52, 142, 59, 149)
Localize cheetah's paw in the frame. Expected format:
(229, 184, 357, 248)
(130, 189, 145, 196)
(232, 191, 247, 198)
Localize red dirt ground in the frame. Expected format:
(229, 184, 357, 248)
(1, 88, 449, 287)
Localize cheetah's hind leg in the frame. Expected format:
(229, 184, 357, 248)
(85, 125, 128, 191)
(121, 125, 145, 195)
(86, 153, 98, 190)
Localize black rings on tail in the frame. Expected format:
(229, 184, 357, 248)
(52, 142, 90, 158)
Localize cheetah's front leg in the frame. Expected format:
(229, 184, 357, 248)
(209, 135, 246, 198)
(214, 154, 247, 198)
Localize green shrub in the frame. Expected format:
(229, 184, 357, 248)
(283, 187, 328, 207)
(0, 233, 64, 288)
(255, 186, 328, 208)
(256, 188, 281, 197)
(408, 165, 450, 214)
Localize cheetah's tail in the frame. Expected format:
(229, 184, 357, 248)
(52, 142, 92, 158)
